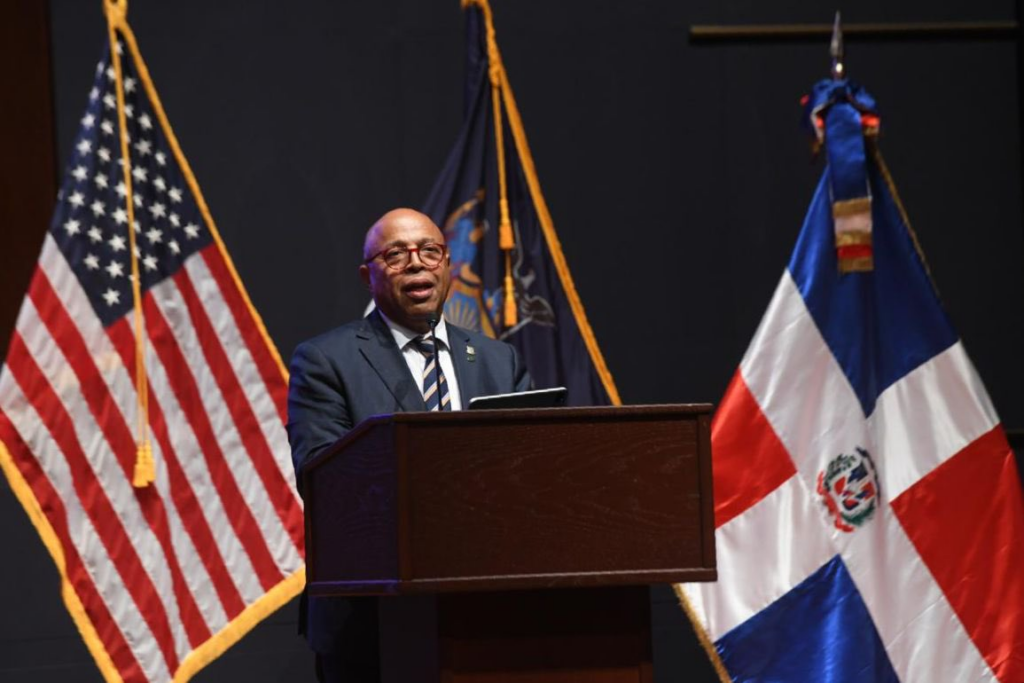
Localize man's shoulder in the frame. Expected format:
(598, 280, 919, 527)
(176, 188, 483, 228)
(295, 317, 374, 354)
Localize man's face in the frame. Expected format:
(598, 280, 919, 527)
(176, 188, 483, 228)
(359, 209, 452, 333)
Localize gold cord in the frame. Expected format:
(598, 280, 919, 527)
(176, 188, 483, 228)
(104, 0, 154, 487)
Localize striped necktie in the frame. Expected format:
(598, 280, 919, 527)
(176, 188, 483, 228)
(412, 335, 451, 411)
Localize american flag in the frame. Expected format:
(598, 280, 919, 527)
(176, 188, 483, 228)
(0, 37, 305, 683)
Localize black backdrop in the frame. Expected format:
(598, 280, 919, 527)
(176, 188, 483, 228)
(1, 0, 1021, 680)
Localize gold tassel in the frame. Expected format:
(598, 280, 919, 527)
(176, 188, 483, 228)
(132, 441, 155, 487)
(503, 251, 517, 327)
(106, 0, 154, 487)
(472, 0, 518, 330)
(499, 198, 513, 249)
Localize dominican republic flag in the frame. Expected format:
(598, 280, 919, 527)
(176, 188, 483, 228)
(680, 78, 1024, 682)
(0, 21, 304, 683)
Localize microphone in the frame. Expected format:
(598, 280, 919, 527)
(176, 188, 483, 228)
(427, 313, 442, 409)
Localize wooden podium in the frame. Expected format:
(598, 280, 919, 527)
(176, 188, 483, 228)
(302, 405, 716, 682)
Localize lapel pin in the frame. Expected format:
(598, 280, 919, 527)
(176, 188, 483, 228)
(466, 345, 476, 362)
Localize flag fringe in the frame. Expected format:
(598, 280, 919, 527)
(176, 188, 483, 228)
(467, 0, 621, 405)
(171, 568, 305, 683)
(0, 440, 124, 683)
(3, 435, 306, 683)
(115, 19, 291, 383)
(671, 584, 733, 683)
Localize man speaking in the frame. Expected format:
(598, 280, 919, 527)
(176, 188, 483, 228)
(287, 208, 532, 682)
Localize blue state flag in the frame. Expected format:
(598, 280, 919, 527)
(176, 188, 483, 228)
(422, 0, 619, 406)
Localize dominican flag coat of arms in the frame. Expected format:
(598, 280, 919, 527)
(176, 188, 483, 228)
(679, 77, 1024, 681)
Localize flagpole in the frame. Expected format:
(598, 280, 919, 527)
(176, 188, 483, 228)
(104, 0, 154, 487)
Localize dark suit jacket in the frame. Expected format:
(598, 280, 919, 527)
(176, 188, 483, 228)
(286, 309, 532, 652)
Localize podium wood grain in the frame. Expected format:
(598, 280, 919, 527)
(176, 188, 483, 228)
(302, 405, 715, 682)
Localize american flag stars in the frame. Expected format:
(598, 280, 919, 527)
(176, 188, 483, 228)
(104, 260, 124, 279)
(51, 50, 211, 324)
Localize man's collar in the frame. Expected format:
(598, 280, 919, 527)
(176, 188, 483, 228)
(378, 309, 450, 349)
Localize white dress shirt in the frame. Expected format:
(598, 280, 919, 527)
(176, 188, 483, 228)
(379, 312, 463, 411)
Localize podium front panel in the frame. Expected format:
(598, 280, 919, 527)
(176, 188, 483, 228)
(304, 405, 715, 595)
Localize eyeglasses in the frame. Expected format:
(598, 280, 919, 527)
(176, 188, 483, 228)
(365, 243, 447, 271)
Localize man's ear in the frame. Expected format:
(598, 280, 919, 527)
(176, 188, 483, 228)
(358, 264, 371, 289)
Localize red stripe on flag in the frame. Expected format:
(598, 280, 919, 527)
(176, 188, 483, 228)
(201, 247, 288, 425)
(108, 319, 247, 619)
(892, 425, 1024, 683)
(5, 332, 181, 673)
(712, 370, 797, 528)
(0, 409, 146, 683)
(141, 295, 287, 591)
(28, 271, 212, 648)
(172, 268, 304, 552)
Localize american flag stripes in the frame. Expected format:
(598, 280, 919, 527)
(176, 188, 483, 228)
(0, 31, 304, 683)
(679, 89, 1024, 680)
